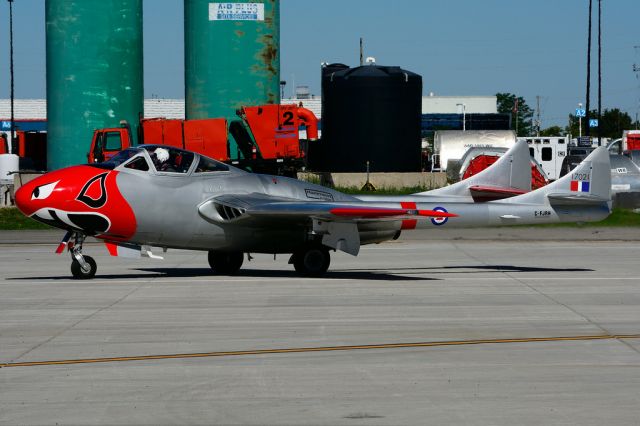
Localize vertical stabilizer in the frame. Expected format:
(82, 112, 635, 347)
(416, 140, 531, 197)
(501, 147, 611, 205)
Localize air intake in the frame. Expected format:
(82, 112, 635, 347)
(215, 203, 246, 221)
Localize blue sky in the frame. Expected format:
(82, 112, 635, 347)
(1, 0, 639, 128)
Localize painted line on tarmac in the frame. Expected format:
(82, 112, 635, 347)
(2, 333, 639, 369)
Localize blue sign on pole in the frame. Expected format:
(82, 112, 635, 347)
(1, 121, 11, 130)
(575, 108, 586, 118)
(589, 119, 599, 127)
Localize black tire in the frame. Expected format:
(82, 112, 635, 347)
(208, 251, 244, 275)
(292, 247, 330, 277)
(71, 255, 97, 280)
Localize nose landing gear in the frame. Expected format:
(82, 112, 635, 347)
(67, 233, 97, 279)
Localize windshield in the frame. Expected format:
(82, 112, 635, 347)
(91, 148, 142, 170)
(195, 155, 229, 173)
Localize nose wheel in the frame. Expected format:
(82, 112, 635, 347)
(68, 233, 97, 279)
(71, 255, 97, 279)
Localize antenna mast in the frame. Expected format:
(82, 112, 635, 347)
(535, 95, 541, 136)
(634, 46, 640, 129)
(585, 0, 592, 137)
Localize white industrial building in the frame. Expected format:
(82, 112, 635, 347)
(1, 95, 497, 123)
(421, 95, 497, 114)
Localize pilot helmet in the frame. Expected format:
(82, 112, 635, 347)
(154, 147, 170, 163)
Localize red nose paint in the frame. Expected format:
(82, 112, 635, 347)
(15, 165, 136, 241)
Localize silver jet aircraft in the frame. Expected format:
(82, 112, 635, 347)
(14, 142, 611, 279)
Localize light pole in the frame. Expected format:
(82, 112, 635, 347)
(8, 0, 15, 153)
(578, 102, 583, 138)
(456, 103, 466, 131)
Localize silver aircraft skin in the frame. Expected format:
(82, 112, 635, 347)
(610, 154, 640, 194)
(15, 142, 611, 278)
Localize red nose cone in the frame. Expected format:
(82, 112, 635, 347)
(13, 165, 137, 241)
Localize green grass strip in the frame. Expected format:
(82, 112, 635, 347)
(0, 208, 52, 230)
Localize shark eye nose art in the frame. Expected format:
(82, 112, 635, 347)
(31, 181, 59, 201)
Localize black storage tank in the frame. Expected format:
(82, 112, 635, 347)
(314, 63, 422, 172)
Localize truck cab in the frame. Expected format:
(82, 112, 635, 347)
(88, 122, 132, 163)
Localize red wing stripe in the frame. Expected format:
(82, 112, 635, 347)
(400, 202, 417, 230)
(329, 207, 458, 219)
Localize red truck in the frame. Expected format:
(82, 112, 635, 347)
(0, 131, 48, 171)
(623, 130, 640, 151)
(0, 133, 7, 155)
(88, 104, 319, 175)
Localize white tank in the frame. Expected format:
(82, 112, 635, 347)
(0, 154, 19, 184)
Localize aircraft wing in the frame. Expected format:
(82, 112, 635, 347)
(198, 194, 457, 256)
(200, 193, 457, 222)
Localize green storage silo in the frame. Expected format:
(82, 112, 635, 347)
(185, 0, 280, 158)
(46, 0, 143, 170)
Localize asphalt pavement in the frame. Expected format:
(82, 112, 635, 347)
(1, 233, 640, 425)
(3, 226, 640, 245)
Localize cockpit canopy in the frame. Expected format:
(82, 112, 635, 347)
(92, 145, 233, 175)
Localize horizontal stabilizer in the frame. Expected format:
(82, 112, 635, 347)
(469, 185, 528, 202)
(547, 193, 610, 206)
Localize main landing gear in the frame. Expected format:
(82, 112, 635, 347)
(289, 246, 331, 277)
(207, 247, 332, 277)
(208, 251, 244, 275)
(69, 233, 97, 279)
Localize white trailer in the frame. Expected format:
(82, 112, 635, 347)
(518, 137, 568, 181)
(433, 130, 516, 172)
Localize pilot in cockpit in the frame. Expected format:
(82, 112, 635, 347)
(151, 147, 172, 172)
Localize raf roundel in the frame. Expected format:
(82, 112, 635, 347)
(430, 207, 450, 226)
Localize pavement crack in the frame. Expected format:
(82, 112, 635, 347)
(452, 242, 640, 357)
(505, 272, 640, 357)
(10, 280, 148, 363)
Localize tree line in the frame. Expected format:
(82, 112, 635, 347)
(496, 92, 638, 138)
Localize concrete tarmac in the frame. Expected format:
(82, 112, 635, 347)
(1, 229, 640, 425)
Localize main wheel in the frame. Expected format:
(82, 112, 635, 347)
(71, 255, 97, 279)
(292, 247, 331, 277)
(208, 251, 244, 275)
